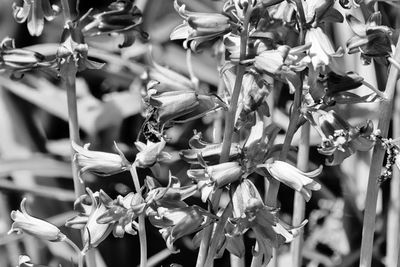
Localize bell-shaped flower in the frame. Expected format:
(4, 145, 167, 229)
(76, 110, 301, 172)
(188, 161, 243, 189)
(301, 0, 343, 25)
(305, 109, 375, 165)
(72, 141, 131, 177)
(346, 12, 392, 62)
(57, 21, 105, 72)
(0, 37, 55, 79)
(9, 198, 65, 242)
(12, 0, 60, 36)
(230, 180, 306, 265)
(65, 188, 114, 251)
(134, 138, 171, 168)
(305, 27, 343, 71)
(81, 0, 148, 48)
(148, 205, 218, 251)
(257, 160, 322, 201)
(180, 131, 240, 164)
(170, 0, 231, 52)
(339, 0, 363, 9)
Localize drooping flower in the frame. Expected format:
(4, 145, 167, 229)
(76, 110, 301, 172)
(0, 37, 55, 79)
(81, 0, 148, 48)
(170, 0, 231, 52)
(305, 109, 375, 165)
(72, 141, 131, 177)
(66, 188, 114, 251)
(134, 138, 171, 168)
(257, 160, 322, 201)
(148, 205, 218, 251)
(12, 0, 60, 36)
(346, 12, 392, 64)
(180, 131, 240, 164)
(229, 180, 306, 265)
(339, 0, 363, 9)
(9, 198, 65, 242)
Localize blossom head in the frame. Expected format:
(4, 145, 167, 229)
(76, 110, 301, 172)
(13, 0, 60, 36)
(134, 138, 171, 168)
(170, 0, 231, 52)
(9, 198, 65, 242)
(72, 141, 131, 177)
(258, 160, 322, 201)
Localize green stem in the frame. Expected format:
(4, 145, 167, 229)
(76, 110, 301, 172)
(64, 237, 84, 267)
(359, 37, 400, 267)
(130, 166, 147, 267)
(290, 122, 310, 266)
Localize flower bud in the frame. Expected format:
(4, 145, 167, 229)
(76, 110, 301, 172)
(134, 139, 171, 168)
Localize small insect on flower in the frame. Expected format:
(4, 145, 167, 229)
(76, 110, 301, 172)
(9, 198, 66, 242)
(170, 0, 231, 52)
(257, 160, 322, 202)
(72, 141, 131, 177)
(12, 0, 60, 36)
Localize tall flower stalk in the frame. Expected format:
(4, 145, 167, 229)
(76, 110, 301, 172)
(359, 37, 400, 267)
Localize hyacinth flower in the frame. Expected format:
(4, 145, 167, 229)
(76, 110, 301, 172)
(257, 160, 322, 201)
(170, 0, 231, 52)
(9, 198, 66, 242)
(57, 21, 105, 72)
(12, 0, 60, 36)
(81, 0, 148, 48)
(339, 0, 363, 9)
(66, 188, 114, 251)
(229, 180, 306, 265)
(148, 205, 218, 251)
(180, 131, 240, 164)
(188, 160, 243, 202)
(306, 109, 375, 165)
(0, 37, 55, 79)
(97, 192, 145, 238)
(346, 12, 392, 63)
(134, 138, 171, 168)
(72, 141, 131, 177)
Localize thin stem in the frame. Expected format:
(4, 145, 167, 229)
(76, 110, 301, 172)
(290, 122, 310, 267)
(359, 37, 400, 267)
(219, 4, 253, 162)
(186, 49, 199, 90)
(386, 81, 400, 267)
(130, 166, 147, 267)
(64, 237, 84, 267)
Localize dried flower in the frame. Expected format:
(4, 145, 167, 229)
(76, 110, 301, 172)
(134, 138, 171, 168)
(257, 160, 322, 201)
(72, 141, 130, 177)
(170, 0, 231, 52)
(12, 0, 60, 36)
(346, 12, 392, 63)
(66, 188, 114, 251)
(9, 198, 65, 242)
(81, 0, 148, 48)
